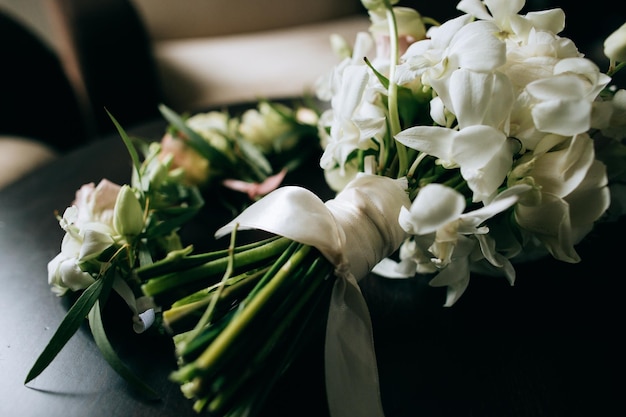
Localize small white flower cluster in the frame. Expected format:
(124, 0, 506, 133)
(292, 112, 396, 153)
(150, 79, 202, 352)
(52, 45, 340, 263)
(316, 0, 626, 305)
(159, 101, 318, 195)
(47, 179, 141, 296)
(47, 142, 200, 330)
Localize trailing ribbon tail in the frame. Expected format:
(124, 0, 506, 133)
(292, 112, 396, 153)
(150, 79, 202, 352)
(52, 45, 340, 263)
(215, 173, 410, 417)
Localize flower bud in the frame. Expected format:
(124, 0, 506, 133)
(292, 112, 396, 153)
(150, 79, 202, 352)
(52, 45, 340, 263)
(114, 185, 144, 237)
(604, 22, 626, 63)
(369, 7, 426, 41)
(295, 106, 319, 126)
(361, 0, 399, 12)
(509, 158, 536, 182)
(330, 34, 352, 59)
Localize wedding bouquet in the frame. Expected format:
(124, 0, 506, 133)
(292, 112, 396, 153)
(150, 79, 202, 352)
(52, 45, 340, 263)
(27, 1, 626, 417)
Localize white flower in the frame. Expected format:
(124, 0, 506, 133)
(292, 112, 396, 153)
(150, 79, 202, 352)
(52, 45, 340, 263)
(185, 111, 234, 155)
(47, 213, 112, 295)
(427, 235, 475, 306)
(319, 65, 386, 174)
(457, 0, 566, 41)
(47, 179, 124, 295)
(604, 22, 626, 63)
(238, 102, 297, 153)
(399, 184, 524, 262)
(315, 31, 376, 102)
(400, 17, 506, 109)
(316, 33, 380, 176)
(395, 124, 515, 203)
(433, 19, 505, 91)
(502, 28, 581, 92)
(501, 27, 583, 149)
(326, 1, 621, 310)
(525, 57, 611, 136)
(48, 233, 94, 296)
(447, 68, 514, 130)
(47, 255, 95, 296)
(60, 203, 116, 261)
(383, 183, 526, 306)
(510, 133, 610, 262)
(396, 237, 438, 275)
(79, 229, 116, 261)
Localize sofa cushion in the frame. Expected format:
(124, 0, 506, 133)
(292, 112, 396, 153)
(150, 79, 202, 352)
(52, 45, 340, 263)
(153, 15, 370, 112)
(0, 137, 58, 189)
(131, 0, 364, 39)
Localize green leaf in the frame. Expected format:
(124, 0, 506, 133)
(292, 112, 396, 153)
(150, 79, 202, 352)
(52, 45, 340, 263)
(364, 56, 391, 89)
(25, 276, 107, 384)
(158, 104, 233, 174)
(106, 109, 143, 178)
(234, 135, 273, 179)
(88, 299, 161, 401)
(146, 186, 204, 237)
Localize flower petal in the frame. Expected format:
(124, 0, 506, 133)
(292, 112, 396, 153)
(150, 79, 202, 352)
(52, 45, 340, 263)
(399, 184, 465, 235)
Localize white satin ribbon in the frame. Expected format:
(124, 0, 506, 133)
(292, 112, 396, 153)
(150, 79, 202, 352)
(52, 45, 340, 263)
(113, 277, 156, 333)
(215, 173, 410, 417)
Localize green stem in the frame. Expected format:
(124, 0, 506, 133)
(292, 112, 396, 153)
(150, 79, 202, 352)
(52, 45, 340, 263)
(174, 309, 236, 362)
(207, 256, 334, 415)
(384, 3, 407, 177)
(176, 226, 240, 354)
(141, 237, 291, 299)
(608, 60, 625, 76)
(135, 236, 280, 279)
(171, 244, 313, 383)
(163, 267, 268, 333)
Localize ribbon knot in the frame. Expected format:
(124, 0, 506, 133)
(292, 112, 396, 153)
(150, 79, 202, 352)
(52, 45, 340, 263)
(214, 173, 411, 417)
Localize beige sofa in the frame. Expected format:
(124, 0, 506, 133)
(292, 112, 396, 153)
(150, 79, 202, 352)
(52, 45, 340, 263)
(131, 0, 369, 112)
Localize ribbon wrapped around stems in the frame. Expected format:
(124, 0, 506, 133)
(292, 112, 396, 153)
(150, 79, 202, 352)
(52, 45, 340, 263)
(215, 173, 410, 417)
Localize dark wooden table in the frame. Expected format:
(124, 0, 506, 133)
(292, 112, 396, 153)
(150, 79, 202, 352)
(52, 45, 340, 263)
(1, 113, 623, 417)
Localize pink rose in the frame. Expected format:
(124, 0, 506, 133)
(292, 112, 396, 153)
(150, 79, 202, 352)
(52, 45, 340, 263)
(73, 179, 121, 228)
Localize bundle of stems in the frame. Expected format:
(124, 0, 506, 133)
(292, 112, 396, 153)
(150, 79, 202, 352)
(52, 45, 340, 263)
(135, 232, 336, 416)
